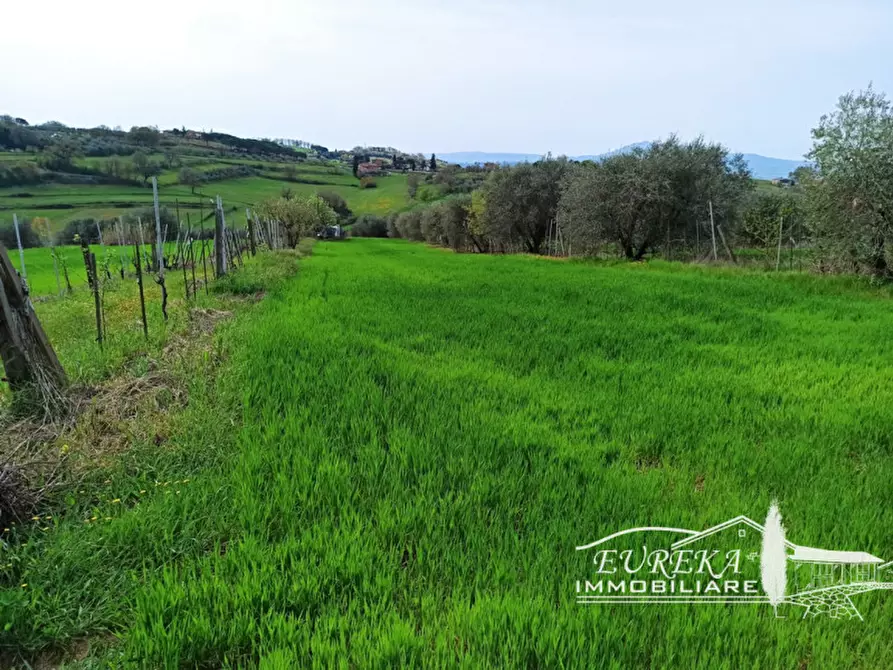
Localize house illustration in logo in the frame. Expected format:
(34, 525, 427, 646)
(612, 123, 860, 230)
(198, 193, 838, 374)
(576, 511, 893, 619)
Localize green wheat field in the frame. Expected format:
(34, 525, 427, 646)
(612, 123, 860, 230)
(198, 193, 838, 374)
(2, 239, 893, 667)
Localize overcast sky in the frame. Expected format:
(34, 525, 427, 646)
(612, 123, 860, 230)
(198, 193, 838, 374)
(4, 0, 891, 159)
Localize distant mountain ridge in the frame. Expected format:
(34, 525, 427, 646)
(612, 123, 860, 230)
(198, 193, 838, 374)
(438, 144, 807, 180)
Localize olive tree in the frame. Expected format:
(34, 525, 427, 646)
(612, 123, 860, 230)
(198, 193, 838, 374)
(132, 150, 159, 183)
(395, 210, 424, 241)
(420, 205, 446, 246)
(479, 156, 570, 254)
(257, 194, 336, 245)
(805, 85, 893, 276)
(178, 167, 203, 194)
(558, 138, 751, 260)
(440, 195, 472, 251)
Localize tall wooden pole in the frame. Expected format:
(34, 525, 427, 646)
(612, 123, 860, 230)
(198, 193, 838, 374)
(189, 236, 198, 298)
(81, 244, 102, 348)
(0, 245, 68, 406)
(215, 195, 227, 276)
(246, 208, 257, 256)
(152, 177, 164, 274)
(775, 214, 784, 271)
(133, 235, 148, 340)
(194, 211, 209, 291)
(708, 200, 718, 261)
(152, 177, 168, 320)
(115, 217, 127, 278)
(137, 217, 148, 271)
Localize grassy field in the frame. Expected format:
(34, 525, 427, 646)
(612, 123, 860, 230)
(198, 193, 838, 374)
(0, 240, 265, 404)
(3, 240, 893, 666)
(4, 243, 211, 298)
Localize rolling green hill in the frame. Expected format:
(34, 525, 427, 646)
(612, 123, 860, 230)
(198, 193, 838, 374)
(0, 153, 412, 231)
(0, 122, 416, 232)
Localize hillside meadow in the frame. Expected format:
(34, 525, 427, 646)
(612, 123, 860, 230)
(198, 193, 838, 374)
(0, 152, 412, 231)
(1, 239, 892, 666)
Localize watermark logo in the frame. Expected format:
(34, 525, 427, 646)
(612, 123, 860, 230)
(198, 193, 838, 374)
(575, 501, 893, 619)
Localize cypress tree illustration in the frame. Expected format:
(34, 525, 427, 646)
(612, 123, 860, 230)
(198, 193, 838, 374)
(761, 500, 788, 617)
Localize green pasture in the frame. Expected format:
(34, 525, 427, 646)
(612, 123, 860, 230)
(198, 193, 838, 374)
(0, 167, 410, 231)
(5, 243, 216, 298)
(2, 239, 892, 666)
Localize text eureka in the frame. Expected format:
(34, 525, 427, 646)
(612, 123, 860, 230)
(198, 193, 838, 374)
(575, 546, 760, 595)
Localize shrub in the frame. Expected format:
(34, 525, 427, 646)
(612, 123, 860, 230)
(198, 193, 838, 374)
(351, 215, 389, 238)
(386, 213, 400, 238)
(420, 206, 446, 245)
(0, 162, 42, 187)
(359, 177, 377, 189)
(317, 191, 352, 221)
(58, 218, 104, 245)
(395, 211, 423, 241)
(0, 218, 42, 248)
(416, 184, 441, 202)
(407, 173, 420, 198)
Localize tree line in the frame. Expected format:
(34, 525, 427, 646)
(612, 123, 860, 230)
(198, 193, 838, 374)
(376, 85, 893, 279)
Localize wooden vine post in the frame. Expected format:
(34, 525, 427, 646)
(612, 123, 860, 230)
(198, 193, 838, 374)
(0, 243, 67, 409)
(152, 177, 168, 321)
(194, 212, 209, 294)
(80, 243, 103, 349)
(133, 237, 149, 340)
(215, 195, 227, 277)
(246, 208, 257, 256)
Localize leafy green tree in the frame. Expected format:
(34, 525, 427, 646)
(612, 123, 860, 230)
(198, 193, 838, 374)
(440, 194, 472, 251)
(257, 194, 336, 245)
(128, 126, 161, 147)
(178, 166, 203, 193)
(40, 138, 81, 171)
(558, 138, 751, 260)
(0, 218, 41, 248)
(132, 150, 159, 183)
(352, 214, 389, 237)
(420, 205, 446, 245)
(395, 210, 424, 241)
(430, 154, 437, 172)
(407, 173, 421, 199)
(480, 155, 570, 254)
(806, 85, 893, 276)
(317, 190, 352, 221)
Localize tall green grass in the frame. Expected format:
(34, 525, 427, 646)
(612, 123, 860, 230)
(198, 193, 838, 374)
(3, 240, 893, 666)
